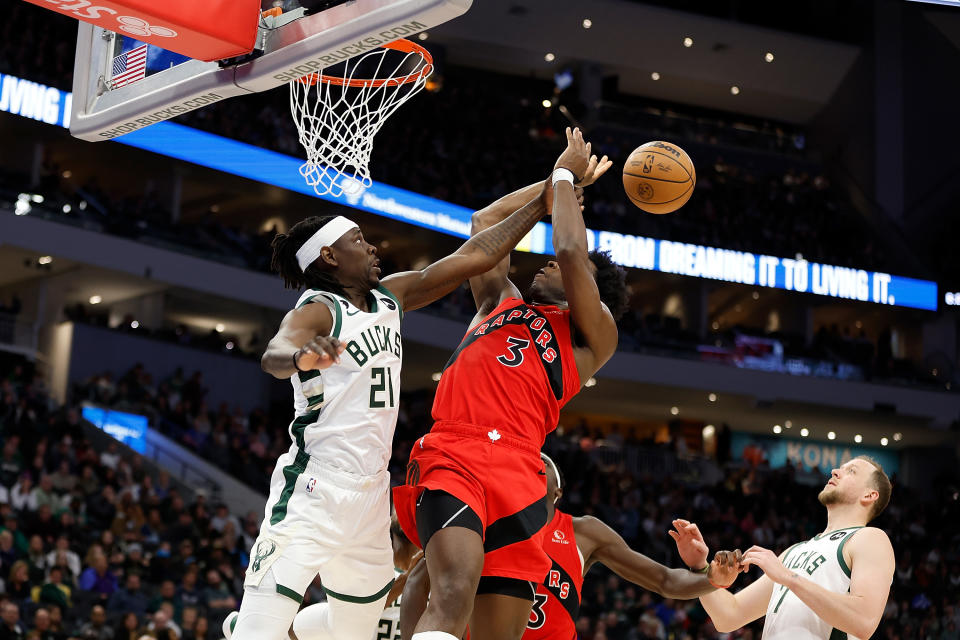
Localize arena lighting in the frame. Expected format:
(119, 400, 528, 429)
(702, 425, 716, 438)
(37, 256, 52, 265)
(544, 52, 556, 62)
(854, 434, 862, 443)
(541, 99, 552, 108)
(764, 52, 775, 62)
(683, 37, 693, 47)
(670, 406, 679, 416)
(730, 86, 741, 95)
(62, 204, 71, 213)
(784, 420, 793, 428)
(582, 18, 592, 28)
(430, 372, 442, 382)
(800, 427, 809, 437)
(130, 320, 139, 329)
(651, 72, 661, 80)
(226, 341, 235, 350)
(417, 32, 428, 41)
(708, 393, 717, 402)
(880, 437, 889, 446)
(30, 194, 44, 203)
(88, 295, 102, 305)
(827, 431, 836, 440)
(2, 72, 941, 311)
(585, 377, 597, 387)
(893, 432, 902, 441)
(62, 170, 72, 178)
(215, 323, 225, 332)
(772, 425, 782, 434)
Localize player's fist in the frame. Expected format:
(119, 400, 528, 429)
(708, 549, 745, 588)
(295, 336, 345, 371)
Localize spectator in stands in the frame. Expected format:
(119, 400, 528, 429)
(44, 538, 79, 581)
(78, 552, 116, 600)
(4, 563, 29, 604)
(0, 601, 24, 640)
(107, 573, 148, 619)
(112, 612, 142, 640)
(77, 605, 111, 640)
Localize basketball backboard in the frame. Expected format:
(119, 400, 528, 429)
(70, 0, 472, 141)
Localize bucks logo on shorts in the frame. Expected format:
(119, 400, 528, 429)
(252, 539, 278, 572)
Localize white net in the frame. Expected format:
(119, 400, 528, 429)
(289, 40, 432, 197)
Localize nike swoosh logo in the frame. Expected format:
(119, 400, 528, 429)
(342, 302, 361, 316)
(537, 470, 546, 475)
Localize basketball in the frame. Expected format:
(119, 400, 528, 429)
(622, 141, 696, 214)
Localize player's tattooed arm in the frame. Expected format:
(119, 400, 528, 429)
(382, 189, 549, 312)
(260, 302, 342, 379)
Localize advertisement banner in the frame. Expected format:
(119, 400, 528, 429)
(730, 431, 900, 475)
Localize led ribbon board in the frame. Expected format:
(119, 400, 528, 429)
(0, 72, 939, 311)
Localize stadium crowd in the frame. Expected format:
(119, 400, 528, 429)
(0, 354, 947, 639)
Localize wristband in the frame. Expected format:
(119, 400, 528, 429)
(293, 350, 307, 373)
(552, 168, 575, 186)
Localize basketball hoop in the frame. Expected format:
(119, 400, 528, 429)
(289, 39, 433, 197)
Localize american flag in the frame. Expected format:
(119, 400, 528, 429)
(111, 44, 148, 88)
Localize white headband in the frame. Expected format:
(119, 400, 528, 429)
(542, 454, 562, 492)
(296, 216, 359, 272)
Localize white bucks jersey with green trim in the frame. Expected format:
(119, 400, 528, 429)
(291, 286, 402, 476)
(763, 527, 863, 640)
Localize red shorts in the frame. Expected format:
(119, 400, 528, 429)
(393, 421, 550, 582)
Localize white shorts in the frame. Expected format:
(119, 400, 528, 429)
(244, 446, 394, 605)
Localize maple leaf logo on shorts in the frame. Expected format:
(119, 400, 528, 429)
(487, 429, 501, 442)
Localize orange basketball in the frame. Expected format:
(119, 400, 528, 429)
(622, 141, 696, 214)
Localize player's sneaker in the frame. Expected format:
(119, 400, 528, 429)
(222, 611, 238, 639)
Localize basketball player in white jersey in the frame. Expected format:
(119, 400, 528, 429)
(228, 136, 608, 640)
(671, 455, 895, 640)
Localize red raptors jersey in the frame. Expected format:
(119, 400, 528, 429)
(525, 510, 583, 640)
(431, 298, 581, 445)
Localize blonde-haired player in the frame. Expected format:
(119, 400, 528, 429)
(670, 455, 895, 640)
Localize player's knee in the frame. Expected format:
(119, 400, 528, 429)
(428, 570, 477, 612)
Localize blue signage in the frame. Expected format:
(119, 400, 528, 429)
(82, 406, 148, 454)
(1, 72, 938, 311)
(730, 431, 899, 475)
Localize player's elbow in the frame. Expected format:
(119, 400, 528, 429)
(711, 619, 740, 633)
(555, 244, 587, 264)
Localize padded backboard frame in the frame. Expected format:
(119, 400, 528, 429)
(71, 0, 471, 141)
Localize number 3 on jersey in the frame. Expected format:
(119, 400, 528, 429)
(527, 593, 548, 629)
(497, 337, 530, 367)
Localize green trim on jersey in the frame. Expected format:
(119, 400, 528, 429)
(377, 284, 403, 321)
(289, 408, 320, 451)
(324, 578, 394, 604)
(828, 628, 848, 640)
(276, 583, 304, 604)
(269, 449, 310, 525)
(813, 526, 861, 541)
(836, 527, 863, 578)
(305, 393, 324, 409)
(295, 292, 342, 339)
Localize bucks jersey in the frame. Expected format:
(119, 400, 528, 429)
(763, 527, 863, 640)
(290, 286, 402, 476)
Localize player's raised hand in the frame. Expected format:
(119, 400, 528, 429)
(668, 518, 709, 570)
(741, 545, 791, 585)
(553, 127, 592, 181)
(709, 549, 745, 588)
(576, 154, 613, 187)
(295, 335, 345, 370)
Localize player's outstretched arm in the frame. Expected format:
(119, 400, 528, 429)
(577, 517, 737, 600)
(670, 519, 768, 632)
(467, 155, 608, 318)
(742, 528, 894, 639)
(380, 185, 549, 313)
(260, 302, 342, 379)
(551, 128, 619, 376)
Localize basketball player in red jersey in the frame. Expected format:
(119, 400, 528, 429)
(393, 128, 628, 640)
(524, 454, 742, 640)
